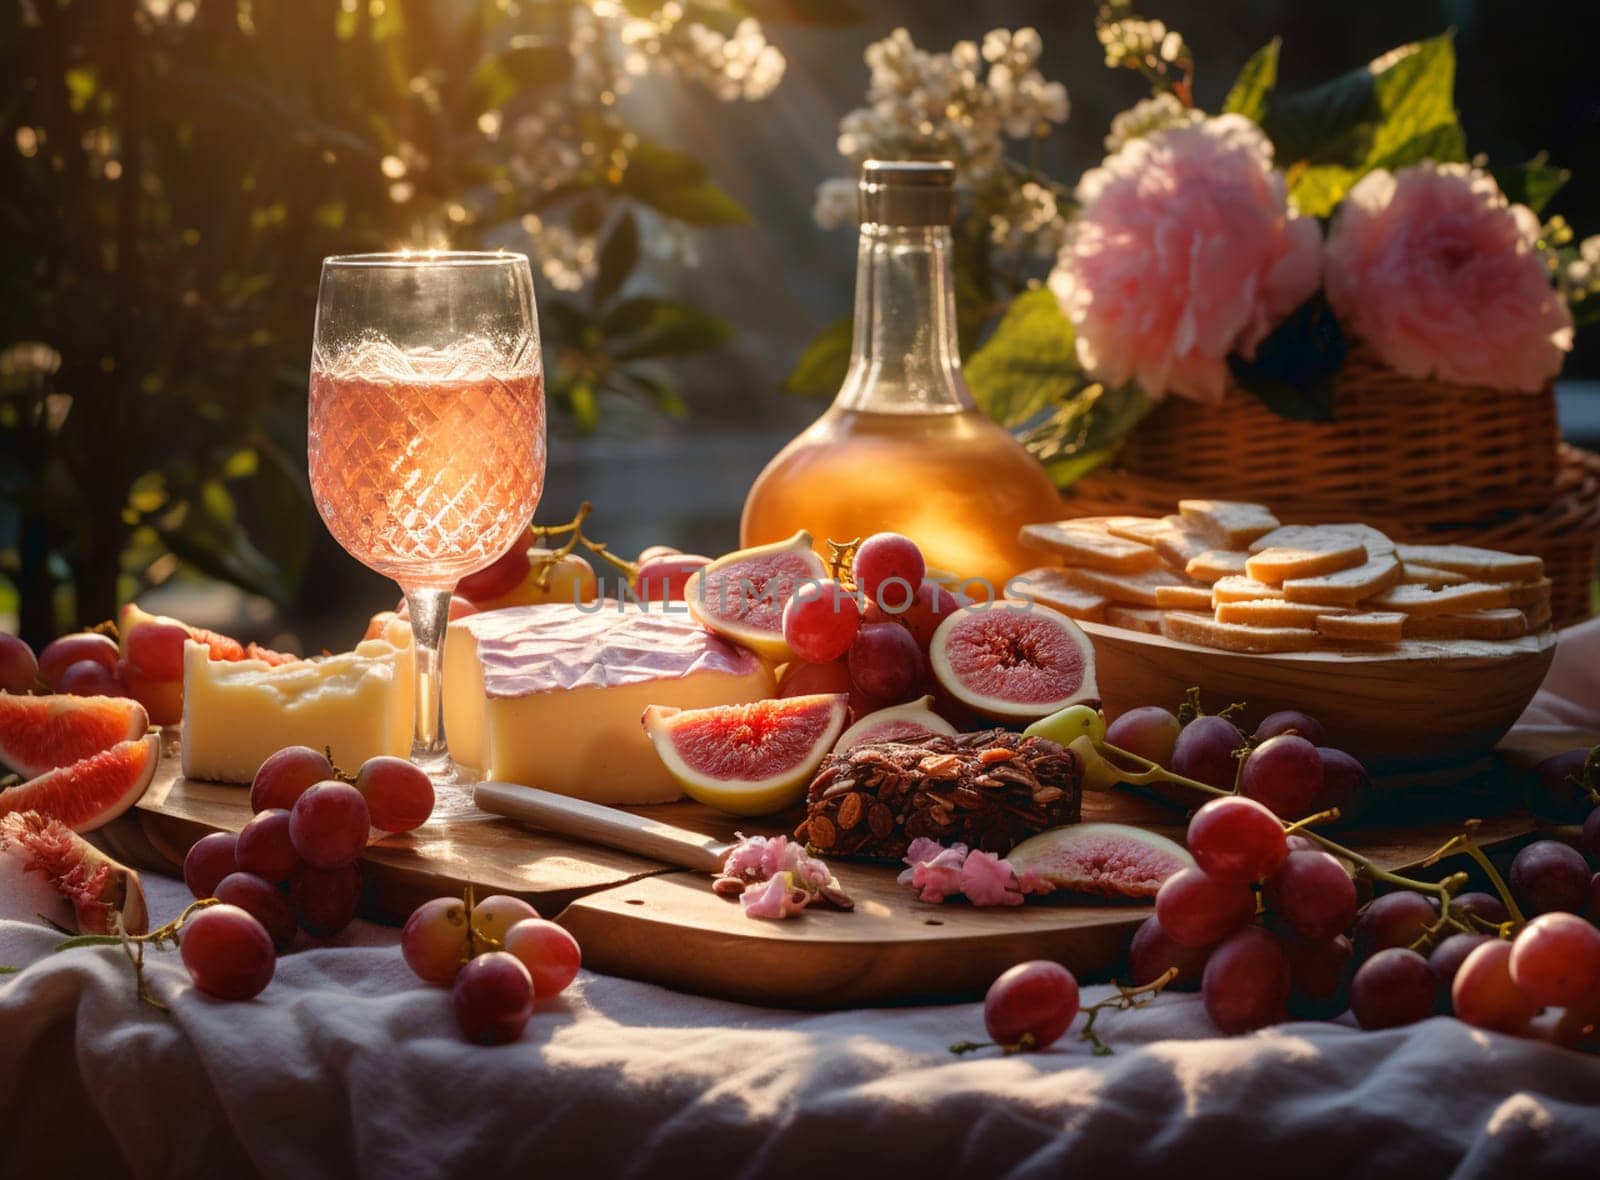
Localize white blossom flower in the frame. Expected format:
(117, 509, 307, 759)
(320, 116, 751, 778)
(521, 214, 597, 292)
(812, 177, 858, 230)
(1105, 92, 1203, 153)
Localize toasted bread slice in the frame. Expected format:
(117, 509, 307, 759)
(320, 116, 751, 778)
(1505, 577, 1553, 611)
(1106, 605, 1165, 634)
(1280, 555, 1402, 606)
(1249, 523, 1392, 556)
(1151, 516, 1216, 571)
(1012, 567, 1109, 622)
(1368, 581, 1514, 617)
(1018, 521, 1161, 572)
(1161, 611, 1321, 654)
(1178, 500, 1280, 548)
(1186, 550, 1250, 584)
(1394, 544, 1544, 583)
(1215, 599, 1345, 629)
(1154, 583, 1218, 612)
(1246, 532, 1367, 584)
(1404, 609, 1529, 640)
(1525, 599, 1553, 631)
(1056, 564, 1184, 607)
(1315, 611, 1406, 643)
(1400, 561, 1470, 588)
(1212, 576, 1285, 604)
(1101, 516, 1170, 545)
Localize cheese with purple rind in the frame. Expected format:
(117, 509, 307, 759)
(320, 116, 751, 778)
(442, 604, 776, 804)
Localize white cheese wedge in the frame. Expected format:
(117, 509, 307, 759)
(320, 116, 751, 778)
(181, 639, 412, 784)
(441, 604, 776, 804)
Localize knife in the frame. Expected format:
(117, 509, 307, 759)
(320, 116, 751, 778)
(472, 781, 732, 876)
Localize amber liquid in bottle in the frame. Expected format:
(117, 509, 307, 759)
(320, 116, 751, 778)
(741, 209, 1062, 589)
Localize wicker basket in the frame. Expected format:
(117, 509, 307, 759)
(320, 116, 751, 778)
(1118, 346, 1561, 522)
(1068, 445, 1600, 630)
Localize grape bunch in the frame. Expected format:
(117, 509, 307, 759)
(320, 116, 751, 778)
(402, 891, 582, 1044)
(778, 532, 967, 722)
(182, 745, 435, 950)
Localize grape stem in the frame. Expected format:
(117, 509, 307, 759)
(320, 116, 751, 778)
(50, 896, 221, 1011)
(1078, 967, 1179, 1056)
(1093, 740, 1479, 917)
(529, 500, 640, 581)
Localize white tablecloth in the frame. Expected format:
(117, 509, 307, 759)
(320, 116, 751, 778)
(5, 623, 1600, 1178)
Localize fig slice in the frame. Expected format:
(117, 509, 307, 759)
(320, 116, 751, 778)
(0, 694, 148, 780)
(0, 733, 160, 833)
(928, 600, 1100, 722)
(0, 810, 149, 934)
(833, 695, 957, 753)
(685, 531, 826, 663)
(1006, 823, 1194, 898)
(642, 693, 848, 816)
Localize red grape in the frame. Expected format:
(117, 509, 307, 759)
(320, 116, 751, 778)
(354, 756, 434, 833)
(38, 632, 119, 689)
(1350, 948, 1437, 1029)
(124, 620, 190, 681)
(250, 746, 336, 814)
(1187, 796, 1288, 884)
(456, 538, 531, 602)
(1202, 927, 1290, 1034)
(402, 896, 471, 985)
(58, 659, 127, 698)
(1265, 850, 1357, 941)
(1155, 866, 1257, 948)
(1238, 735, 1323, 820)
(1128, 915, 1212, 991)
(897, 581, 970, 650)
(1285, 834, 1319, 853)
(1285, 933, 1354, 1019)
(183, 831, 240, 899)
(782, 580, 862, 664)
(1508, 912, 1600, 1007)
(852, 533, 926, 612)
(1452, 939, 1537, 1034)
(633, 554, 712, 605)
(118, 658, 182, 725)
(214, 871, 297, 950)
(502, 918, 583, 999)
(1170, 715, 1245, 791)
(1313, 747, 1371, 824)
(982, 960, 1080, 1051)
(471, 894, 541, 945)
(0, 633, 39, 694)
(1592, 872, 1600, 917)
(180, 904, 275, 1001)
(291, 863, 362, 937)
(1582, 808, 1600, 862)
(1450, 891, 1510, 928)
(1353, 891, 1437, 958)
(453, 951, 535, 1044)
(235, 809, 300, 884)
(1430, 933, 1493, 995)
(1509, 840, 1590, 915)
(1105, 706, 1183, 767)
(846, 621, 921, 704)
(1254, 710, 1329, 747)
(776, 660, 852, 699)
(1527, 748, 1595, 823)
(289, 782, 370, 870)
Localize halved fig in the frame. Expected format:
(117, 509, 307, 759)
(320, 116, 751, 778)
(929, 600, 1099, 722)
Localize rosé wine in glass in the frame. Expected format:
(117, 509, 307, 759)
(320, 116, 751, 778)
(308, 252, 545, 799)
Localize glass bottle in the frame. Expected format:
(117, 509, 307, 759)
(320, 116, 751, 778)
(740, 161, 1063, 590)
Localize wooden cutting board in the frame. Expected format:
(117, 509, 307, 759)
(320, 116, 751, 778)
(110, 729, 1562, 1009)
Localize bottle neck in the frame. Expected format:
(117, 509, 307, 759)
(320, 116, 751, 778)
(835, 222, 973, 414)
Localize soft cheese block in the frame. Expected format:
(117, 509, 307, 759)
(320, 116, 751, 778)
(442, 604, 775, 804)
(181, 639, 411, 784)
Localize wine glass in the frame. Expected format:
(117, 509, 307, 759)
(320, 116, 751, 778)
(308, 251, 545, 798)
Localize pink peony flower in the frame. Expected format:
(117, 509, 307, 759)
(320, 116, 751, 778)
(897, 838, 970, 903)
(1050, 114, 1322, 403)
(1324, 163, 1573, 391)
(959, 850, 1026, 907)
(739, 873, 809, 920)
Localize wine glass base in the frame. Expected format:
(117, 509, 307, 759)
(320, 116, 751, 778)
(415, 753, 485, 820)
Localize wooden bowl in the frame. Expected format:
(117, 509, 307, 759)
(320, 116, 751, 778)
(1080, 622, 1558, 771)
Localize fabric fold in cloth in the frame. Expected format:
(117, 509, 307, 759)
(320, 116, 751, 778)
(4, 625, 1600, 1177)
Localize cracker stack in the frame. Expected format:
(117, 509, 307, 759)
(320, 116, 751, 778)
(1017, 501, 1552, 655)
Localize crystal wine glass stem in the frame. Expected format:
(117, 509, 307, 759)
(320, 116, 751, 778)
(401, 585, 452, 762)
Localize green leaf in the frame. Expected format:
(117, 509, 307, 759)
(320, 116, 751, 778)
(1494, 153, 1571, 214)
(592, 212, 639, 311)
(567, 379, 599, 431)
(1265, 33, 1464, 217)
(471, 41, 572, 111)
(1227, 293, 1347, 422)
(1223, 38, 1280, 123)
(620, 142, 749, 225)
(1021, 384, 1152, 489)
(55, 935, 123, 952)
(783, 316, 852, 397)
(0, 965, 18, 975)
(965, 288, 1080, 430)
(605, 298, 732, 360)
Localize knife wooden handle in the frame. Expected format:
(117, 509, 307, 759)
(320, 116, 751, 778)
(473, 782, 731, 876)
